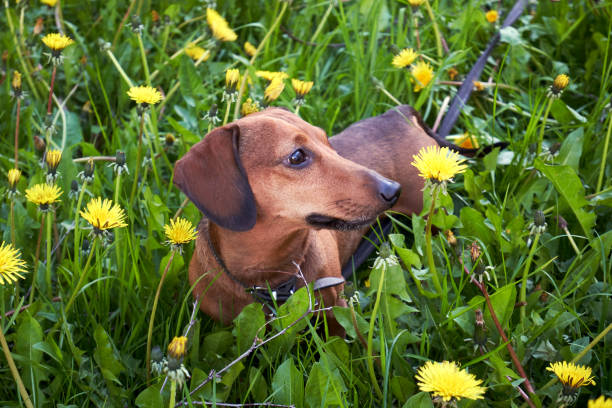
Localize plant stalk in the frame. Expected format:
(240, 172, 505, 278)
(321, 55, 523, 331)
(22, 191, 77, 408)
(367, 263, 385, 400)
(146, 251, 176, 385)
(45, 211, 53, 294)
(425, 185, 443, 295)
(130, 113, 145, 203)
(520, 232, 540, 326)
(0, 324, 34, 408)
(596, 112, 612, 192)
(536, 98, 554, 157)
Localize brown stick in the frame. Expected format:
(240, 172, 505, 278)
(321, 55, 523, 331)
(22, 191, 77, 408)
(461, 259, 536, 400)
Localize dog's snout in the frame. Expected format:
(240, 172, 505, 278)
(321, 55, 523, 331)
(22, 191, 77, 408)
(377, 177, 401, 205)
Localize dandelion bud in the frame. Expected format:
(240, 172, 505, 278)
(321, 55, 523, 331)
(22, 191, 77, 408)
(45, 149, 62, 173)
(7, 169, 21, 192)
(34, 135, 46, 152)
(116, 151, 126, 167)
(131, 15, 144, 34)
(472, 309, 488, 349)
(167, 336, 188, 360)
(557, 215, 568, 230)
(469, 241, 481, 262)
(225, 68, 240, 92)
(534, 210, 546, 228)
(445, 230, 457, 246)
(448, 67, 458, 80)
(12, 71, 21, 91)
(164, 133, 176, 147)
(548, 74, 570, 98)
(208, 104, 218, 118)
(408, 0, 424, 6)
(151, 10, 160, 23)
(71, 180, 78, 193)
(34, 17, 44, 35)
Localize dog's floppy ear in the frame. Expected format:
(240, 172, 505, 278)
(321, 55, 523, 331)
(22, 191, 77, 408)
(173, 124, 256, 231)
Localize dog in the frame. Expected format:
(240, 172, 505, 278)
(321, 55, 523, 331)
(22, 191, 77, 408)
(173, 105, 479, 334)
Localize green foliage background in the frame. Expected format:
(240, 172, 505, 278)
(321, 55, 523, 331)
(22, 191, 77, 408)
(0, 0, 611, 406)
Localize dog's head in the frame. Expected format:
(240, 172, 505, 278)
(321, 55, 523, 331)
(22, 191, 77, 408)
(174, 108, 400, 232)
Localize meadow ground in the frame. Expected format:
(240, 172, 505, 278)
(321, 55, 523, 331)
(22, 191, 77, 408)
(0, 0, 611, 407)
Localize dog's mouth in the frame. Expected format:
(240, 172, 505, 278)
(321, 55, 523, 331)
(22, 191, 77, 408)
(306, 213, 377, 231)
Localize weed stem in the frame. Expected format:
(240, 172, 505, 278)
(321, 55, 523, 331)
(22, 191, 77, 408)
(366, 263, 385, 400)
(596, 112, 612, 193)
(519, 232, 540, 326)
(536, 98, 553, 157)
(425, 186, 443, 295)
(0, 324, 34, 408)
(146, 250, 176, 385)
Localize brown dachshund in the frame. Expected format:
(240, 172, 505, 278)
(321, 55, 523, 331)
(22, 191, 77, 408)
(173, 105, 462, 333)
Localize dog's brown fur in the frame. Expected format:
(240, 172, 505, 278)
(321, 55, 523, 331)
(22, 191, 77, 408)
(174, 105, 438, 333)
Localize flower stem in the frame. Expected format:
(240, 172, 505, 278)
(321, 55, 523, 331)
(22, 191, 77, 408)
(425, 185, 443, 295)
(309, 0, 334, 44)
(10, 202, 15, 246)
(14, 97, 20, 167)
(222, 100, 232, 126)
(105, 49, 134, 87)
(0, 324, 34, 408)
(367, 264, 385, 400)
(423, 0, 443, 58)
(54, 238, 98, 333)
(47, 65, 57, 117)
(45, 211, 53, 294)
(146, 251, 176, 385)
(130, 114, 145, 204)
(520, 232, 540, 327)
(537, 98, 554, 157)
(114, 171, 123, 278)
(137, 33, 151, 86)
(233, 1, 289, 118)
(168, 379, 177, 408)
(596, 112, 612, 193)
(73, 180, 88, 269)
(30, 216, 46, 304)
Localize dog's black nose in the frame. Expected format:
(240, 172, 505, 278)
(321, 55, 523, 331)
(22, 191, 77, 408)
(377, 177, 401, 204)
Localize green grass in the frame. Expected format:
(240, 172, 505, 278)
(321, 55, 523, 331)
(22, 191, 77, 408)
(0, 0, 611, 407)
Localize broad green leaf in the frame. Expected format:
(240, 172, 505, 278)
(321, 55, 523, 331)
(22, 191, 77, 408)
(332, 306, 369, 339)
(93, 325, 125, 384)
(16, 314, 47, 396)
(232, 302, 266, 354)
(271, 358, 304, 407)
(248, 366, 268, 402)
(135, 384, 164, 408)
(402, 391, 434, 408)
(273, 286, 311, 335)
(558, 128, 583, 170)
(304, 360, 346, 408)
(460, 207, 495, 246)
(179, 55, 203, 106)
(390, 376, 415, 403)
(534, 160, 595, 238)
(202, 331, 233, 356)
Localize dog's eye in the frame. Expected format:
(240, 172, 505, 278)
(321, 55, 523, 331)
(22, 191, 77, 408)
(288, 149, 308, 166)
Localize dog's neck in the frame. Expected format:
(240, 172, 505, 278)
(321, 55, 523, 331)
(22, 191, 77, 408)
(205, 219, 312, 285)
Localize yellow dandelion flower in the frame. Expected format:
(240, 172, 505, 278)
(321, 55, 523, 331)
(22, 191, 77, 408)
(206, 8, 237, 42)
(127, 86, 163, 106)
(25, 183, 62, 209)
(291, 79, 313, 98)
(589, 396, 612, 408)
(0, 242, 27, 285)
(416, 361, 486, 402)
(549, 74, 570, 98)
(456, 133, 479, 149)
(411, 146, 467, 182)
(45, 149, 62, 171)
(184, 44, 210, 62)
(264, 77, 285, 103)
(547, 361, 595, 389)
(241, 98, 260, 116)
(167, 336, 188, 359)
(485, 10, 499, 23)
(256, 70, 289, 82)
(164, 217, 197, 253)
(41, 0, 57, 6)
(411, 60, 434, 92)
(41, 33, 74, 51)
(80, 197, 127, 234)
(408, 0, 425, 6)
(244, 41, 257, 57)
(392, 48, 418, 68)
(225, 68, 240, 90)
(473, 81, 485, 91)
(12, 71, 21, 90)
(7, 168, 21, 189)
